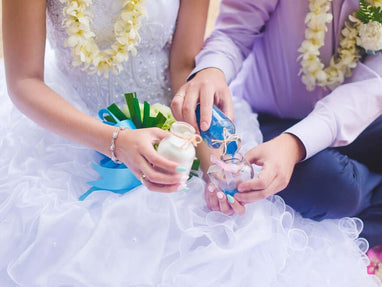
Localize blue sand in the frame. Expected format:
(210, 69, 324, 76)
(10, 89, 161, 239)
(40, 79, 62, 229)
(224, 189, 238, 196)
(195, 104, 238, 155)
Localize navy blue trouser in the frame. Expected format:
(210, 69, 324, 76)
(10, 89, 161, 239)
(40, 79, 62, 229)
(258, 114, 382, 247)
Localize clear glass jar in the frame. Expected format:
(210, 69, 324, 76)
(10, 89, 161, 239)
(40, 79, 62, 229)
(157, 121, 196, 176)
(207, 153, 254, 196)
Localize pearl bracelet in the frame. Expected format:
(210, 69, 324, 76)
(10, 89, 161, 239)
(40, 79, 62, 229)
(110, 126, 125, 164)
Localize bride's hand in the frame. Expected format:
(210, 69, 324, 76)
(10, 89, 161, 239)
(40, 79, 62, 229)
(115, 128, 187, 193)
(170, 68, 234, 132)
(205, 181, 246, 216)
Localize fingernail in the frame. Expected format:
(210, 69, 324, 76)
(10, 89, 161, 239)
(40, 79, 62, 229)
(217, 191, 225, 200)
(177, 183, 188, 191)
(226, 194, 235, 204)
(207, 184, 215, 193)
(201, 122, 208, 131)
(176, 166, 187, 172)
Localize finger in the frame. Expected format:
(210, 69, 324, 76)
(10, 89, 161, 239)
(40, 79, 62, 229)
(217, 191, 234, 215)
(235, 176, 282, 204)
(199, 84, 215, 131)
(244, 146, 262, 165)
(183, 84, 200, 131)
(205, 183, 220, 211)
(139, 155, 185, 185)
(142, 147, 180, 175)
(170, 86, 187, 121)
(139, 168, 187, 193)
(219, 89, 234, 122)
(238, 164, 275, 192)
(234, 190, 268, 204)
(150, 127, 171, 142)
(142, 178, 183, 193)
(226, 194, 246, 215)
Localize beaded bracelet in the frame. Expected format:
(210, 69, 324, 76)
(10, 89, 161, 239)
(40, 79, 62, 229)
(110, 126, 125, 164)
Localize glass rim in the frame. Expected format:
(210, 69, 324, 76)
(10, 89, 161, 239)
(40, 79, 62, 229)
(170, 121, 196, 135)
(220, 153, 245, 162)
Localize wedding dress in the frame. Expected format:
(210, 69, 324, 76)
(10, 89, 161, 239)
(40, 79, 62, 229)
(0, 0, 380, 286)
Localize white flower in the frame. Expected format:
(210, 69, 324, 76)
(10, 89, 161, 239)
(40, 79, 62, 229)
(150, 103, 173, 119)
(150, 103, 176, 130)
(367, 0, 382, 8)
(298, 0, 362, 91)
(298, 40, 320, 55)
(357, 21, 382, 52)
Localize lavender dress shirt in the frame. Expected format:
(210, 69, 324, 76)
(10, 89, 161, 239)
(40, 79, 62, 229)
(194, 0, 382, 159)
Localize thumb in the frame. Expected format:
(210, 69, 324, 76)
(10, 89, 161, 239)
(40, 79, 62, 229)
(244, 145, 263, 165)
(151, 128, 171, 142)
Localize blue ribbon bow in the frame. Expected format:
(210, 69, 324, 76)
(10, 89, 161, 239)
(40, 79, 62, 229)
(79, 109, 142, 201)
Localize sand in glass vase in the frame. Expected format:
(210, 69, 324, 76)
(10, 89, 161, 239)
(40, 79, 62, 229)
(195, 104, 239, 155)
(207, 153, 254, 196)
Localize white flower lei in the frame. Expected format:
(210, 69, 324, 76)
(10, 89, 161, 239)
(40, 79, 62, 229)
(60, 0, 146, 77)
(298, 0, 363, 91)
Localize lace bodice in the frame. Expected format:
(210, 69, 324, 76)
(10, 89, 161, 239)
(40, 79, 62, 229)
(46, 0, 179, 115)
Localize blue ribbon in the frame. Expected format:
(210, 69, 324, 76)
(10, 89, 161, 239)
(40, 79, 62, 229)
(79, 109, 142, 201)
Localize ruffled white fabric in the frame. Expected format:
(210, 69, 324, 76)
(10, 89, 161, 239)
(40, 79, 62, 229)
(0, 57, 380, 286)
(0, 0, 380, 285)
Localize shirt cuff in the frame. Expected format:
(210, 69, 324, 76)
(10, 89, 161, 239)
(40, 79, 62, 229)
(284, 114, 335, 160)
(187, 52, 237, 83)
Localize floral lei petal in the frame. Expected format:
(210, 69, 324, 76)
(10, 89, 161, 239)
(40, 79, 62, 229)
(298, 0, 362, 91)
(60, 0, 146, 77)
(298, 0, 382, 92)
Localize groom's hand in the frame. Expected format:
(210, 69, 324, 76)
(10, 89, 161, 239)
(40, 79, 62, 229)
(171, 68, 234, 132)
(236, 134, 306, 203)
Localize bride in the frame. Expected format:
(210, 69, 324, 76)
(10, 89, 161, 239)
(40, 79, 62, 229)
(0, 0, 380, 286)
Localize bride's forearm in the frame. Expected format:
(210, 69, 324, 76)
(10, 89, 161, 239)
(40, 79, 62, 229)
(8, 78, 114, 157)
(196, 141, 221, 182)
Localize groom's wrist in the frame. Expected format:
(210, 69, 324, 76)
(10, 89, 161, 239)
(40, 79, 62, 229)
(282, 133, 306, 164)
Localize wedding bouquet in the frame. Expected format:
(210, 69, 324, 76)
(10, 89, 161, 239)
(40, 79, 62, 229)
(79, 92, 200, 201)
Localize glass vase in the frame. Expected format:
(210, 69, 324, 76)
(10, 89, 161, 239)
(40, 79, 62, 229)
(207, 153, 254, 196)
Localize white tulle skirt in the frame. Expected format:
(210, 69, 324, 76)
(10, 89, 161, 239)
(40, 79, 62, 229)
(0, 54, 380, 287)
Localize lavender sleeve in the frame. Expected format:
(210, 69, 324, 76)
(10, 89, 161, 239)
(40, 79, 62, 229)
(285, 55, 382, 159)
(189, 0, 279, 83)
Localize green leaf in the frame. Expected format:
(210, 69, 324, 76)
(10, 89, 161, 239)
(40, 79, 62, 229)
(104, 115, 116, 123)
(143, 101, 151, 128)
(191, 158, 200, 171)
(125, 93, 143, 128)
(154, 112, 167, 128)
(356, 0, 382, 23)
(132, 98, 143, 128)
(146, 117, 155, 127)
(188, 172, 199, 179)
(125, 93, 135, 117)
(107, 103, 128, 121)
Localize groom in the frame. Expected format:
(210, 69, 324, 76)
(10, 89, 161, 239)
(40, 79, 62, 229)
(170, 0, 382, 249)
